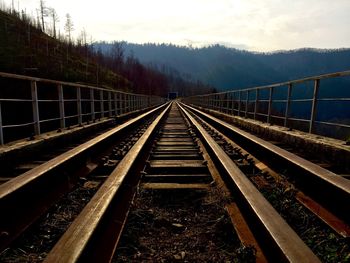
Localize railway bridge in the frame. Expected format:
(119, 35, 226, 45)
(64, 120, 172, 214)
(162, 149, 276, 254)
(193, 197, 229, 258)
(0, 71, 349, 262)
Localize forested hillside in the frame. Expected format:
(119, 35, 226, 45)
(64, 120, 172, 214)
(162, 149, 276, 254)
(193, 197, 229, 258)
(0, 7, 212, 96)
(0, 9, 133, 90)
(95, 42, 350, 91)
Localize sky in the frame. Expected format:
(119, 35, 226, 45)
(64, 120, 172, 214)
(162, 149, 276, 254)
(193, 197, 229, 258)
(2, 0, 350, 51)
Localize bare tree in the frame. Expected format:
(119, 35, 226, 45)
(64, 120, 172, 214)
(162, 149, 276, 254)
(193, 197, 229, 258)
(77, 28, 90, 79)
(82, 28, 88, 47)
(49, 7, 59, 38)
(64, 13, 74, 43)
(110, 41, 124, 72)
(39, 0, 48, 32)
(35, 8, 41, 29)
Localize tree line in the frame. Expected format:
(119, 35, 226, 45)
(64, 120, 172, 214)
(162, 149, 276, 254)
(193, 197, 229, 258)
(0, 1, 213, 96)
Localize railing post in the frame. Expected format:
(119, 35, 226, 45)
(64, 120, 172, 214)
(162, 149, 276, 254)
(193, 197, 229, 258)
(129, 94, 131, 112)
(124, 94, 127, 113)
(122, 93, 126, 114)
(238, 91, 242, 116)
(125, 94, 128, 113)
(284, 84, 292, 127)
(245, 90, 249, 118)
(254, 89, 259, 120)
(0, 102, 4, 145)
(121, 93, 124, 113)
(231, 92, 235, 115)
(222, 94, 226, 113)
(129, 95, 132, 112)
(108, 91, 112, 117)
(114, 93, 118, 116)
(100, 90, 104, 118)
(77, 87, 82, 125)
(267, 87, 273, 123)
(216, 94, 219, 111)
(118, 93, 122, 115)
(31, 80, 40, 135)
(309, 79, 320, 133)
(58, 84, 65, 129)
(90, 89, 95, 121)
(220, 94, 223, 112)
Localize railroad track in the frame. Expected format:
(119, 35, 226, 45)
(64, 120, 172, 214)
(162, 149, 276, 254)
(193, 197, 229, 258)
(0, 104, 167, 253)
(1, 102, 349, 262)
(0, 107, 153, 184)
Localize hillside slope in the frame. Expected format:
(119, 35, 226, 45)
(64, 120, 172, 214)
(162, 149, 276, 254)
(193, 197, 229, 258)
(96, 42, 350, 90)
(0, 9, 130, 90)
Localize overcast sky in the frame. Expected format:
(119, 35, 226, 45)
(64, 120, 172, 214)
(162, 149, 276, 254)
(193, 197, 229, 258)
(2, 0, 350, 51)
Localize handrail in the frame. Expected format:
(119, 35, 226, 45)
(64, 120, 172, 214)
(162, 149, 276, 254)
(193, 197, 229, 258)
(0, 71, 145, 96)
(196, 70, 350, 96)
(182, 70, 350, 140)
(0, 72, 165, 145)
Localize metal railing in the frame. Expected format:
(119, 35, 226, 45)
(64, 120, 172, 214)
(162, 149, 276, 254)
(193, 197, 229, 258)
(183, 70, 350, 140)
(0, 72, 165, 145)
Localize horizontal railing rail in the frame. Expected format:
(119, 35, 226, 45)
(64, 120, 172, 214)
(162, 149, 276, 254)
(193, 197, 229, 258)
(0, 72, 165, 145)
(182, 70, 350, 140)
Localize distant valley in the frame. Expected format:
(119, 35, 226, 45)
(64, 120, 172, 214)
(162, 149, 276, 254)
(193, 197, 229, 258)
(95, 42, 350, 91)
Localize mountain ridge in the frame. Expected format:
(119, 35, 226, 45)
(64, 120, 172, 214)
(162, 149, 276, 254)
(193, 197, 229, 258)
(95, 42, 350, 91)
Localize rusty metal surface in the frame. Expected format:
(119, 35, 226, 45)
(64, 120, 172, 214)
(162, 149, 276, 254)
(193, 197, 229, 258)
(149, 160, 206, 168)
(44, 103, 172, 263)
(142, 183, 210, 190)
(195, 127, 268, 262)
(182, 103, 350, 223)
(178, 102, 320, 262)
(226, 203, 268, 263)
(296, 192, 350, 238)
(192, 110, 350, 238)
(142, 103, 211, 186)
(0, 103, 168, 252)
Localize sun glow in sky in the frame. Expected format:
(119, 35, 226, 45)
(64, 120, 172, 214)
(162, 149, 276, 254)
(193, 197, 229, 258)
(2, 0, 350, 51)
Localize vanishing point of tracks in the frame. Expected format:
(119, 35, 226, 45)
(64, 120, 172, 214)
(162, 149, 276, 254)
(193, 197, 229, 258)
(0, 102, 349, 262)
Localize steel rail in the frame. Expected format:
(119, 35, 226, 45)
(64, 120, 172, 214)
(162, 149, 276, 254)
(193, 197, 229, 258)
(185, 105, 350, 237)
(181, 103, 350, 223)
(178, 102, 320, 262)
(0, 102, 168, 252)
(44, 103, 172, 263)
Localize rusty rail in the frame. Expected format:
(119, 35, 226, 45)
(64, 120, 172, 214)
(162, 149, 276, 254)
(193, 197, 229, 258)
(181, 102, 350, 224)
(178, 102, 320, 262)
(45, 101, 320, 262)
(0, 103, 168, 252)
(1, 101, 336, 262)
(44, 103, 172, 263)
